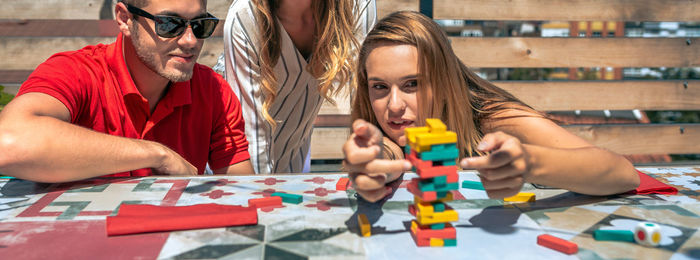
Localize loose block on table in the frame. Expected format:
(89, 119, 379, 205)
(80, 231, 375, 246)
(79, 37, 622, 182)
(270, 192, 303, 204)
(358, 213, 371, 237)
(503, 192, 535, 202)
(248, 196, 282, 208)
(336, 177, 349, 191)
(537, 234, 578, 255)
(593, 230, 635, 242)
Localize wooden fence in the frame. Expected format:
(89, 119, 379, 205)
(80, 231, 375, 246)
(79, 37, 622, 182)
(1, 0, 698, 162)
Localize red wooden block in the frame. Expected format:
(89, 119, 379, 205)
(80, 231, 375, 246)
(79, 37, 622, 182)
(415, 164, 458, 179)
(408, 204, 417, 216)
(410, 220, 456, 240)
(336, 177, 350, 191)
(248, 196, 282, 208)
(407, 179, 437, 201)
(537, 234, 578, 255)
(407, 150, 433, 168)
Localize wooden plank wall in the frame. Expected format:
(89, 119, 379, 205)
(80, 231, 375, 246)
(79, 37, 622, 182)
(1, 0, 698, 161)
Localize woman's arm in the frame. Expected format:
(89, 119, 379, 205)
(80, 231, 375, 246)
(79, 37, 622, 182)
(462, 109, 639, 197)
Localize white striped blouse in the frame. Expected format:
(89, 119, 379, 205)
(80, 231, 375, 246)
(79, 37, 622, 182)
(216, 0, 377, 174)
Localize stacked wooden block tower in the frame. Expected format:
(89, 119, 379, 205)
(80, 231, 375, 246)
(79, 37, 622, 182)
(405, 118, 459, 247)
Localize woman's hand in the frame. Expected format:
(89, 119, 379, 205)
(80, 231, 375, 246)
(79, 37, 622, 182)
(343, 119, 412, 202)
(459, 131, 531, 199)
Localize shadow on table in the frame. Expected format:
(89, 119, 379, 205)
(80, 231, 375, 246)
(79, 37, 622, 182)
(0, 177, 140, 197)
(459, 191, 618, 235)
(344, 177, 406, 236)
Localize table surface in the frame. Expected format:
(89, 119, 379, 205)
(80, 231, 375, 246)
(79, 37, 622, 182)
(0, 167, 699, 260)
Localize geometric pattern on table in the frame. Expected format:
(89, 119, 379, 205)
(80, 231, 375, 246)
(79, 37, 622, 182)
(13, 179, 188, 221)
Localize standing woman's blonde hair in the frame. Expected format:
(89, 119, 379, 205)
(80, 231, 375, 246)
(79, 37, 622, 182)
(352, 11, 531, 158)
(254, 0, 361, 127)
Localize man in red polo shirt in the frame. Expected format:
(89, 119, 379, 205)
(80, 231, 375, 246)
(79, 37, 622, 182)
(0, 0, 254, 182)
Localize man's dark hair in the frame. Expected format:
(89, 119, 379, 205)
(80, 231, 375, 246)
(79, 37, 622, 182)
(118, 0, 148, 8)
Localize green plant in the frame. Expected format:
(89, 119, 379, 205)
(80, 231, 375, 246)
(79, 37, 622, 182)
(0, 85, 15, 112)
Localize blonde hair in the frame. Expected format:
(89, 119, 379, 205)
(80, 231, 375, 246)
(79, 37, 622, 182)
(352, 11, 533, 158)
(253, 0, 360, 127)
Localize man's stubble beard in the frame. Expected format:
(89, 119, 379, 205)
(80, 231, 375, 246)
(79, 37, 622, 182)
(130, 23, 197, 82)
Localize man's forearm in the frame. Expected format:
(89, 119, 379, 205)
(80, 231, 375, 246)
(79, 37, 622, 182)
(0, 115, 166, 182)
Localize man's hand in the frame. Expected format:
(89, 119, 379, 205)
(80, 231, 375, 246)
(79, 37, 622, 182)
(151, 143, 198, 176)
(343, 119, 411, 202)
(459, 131, 531, 199)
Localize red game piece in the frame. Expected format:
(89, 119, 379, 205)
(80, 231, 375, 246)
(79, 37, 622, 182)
(537, 234, 578, 255)
(336, 177, 350, 191)
(248, 196, 282, 208)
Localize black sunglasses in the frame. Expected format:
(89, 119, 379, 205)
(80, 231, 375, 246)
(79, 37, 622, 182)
(126, 4, 219, 39)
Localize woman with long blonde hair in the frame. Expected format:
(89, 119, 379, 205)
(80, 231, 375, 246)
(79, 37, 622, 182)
(343, 11, 640, 202)
(218, 0, 376, 173)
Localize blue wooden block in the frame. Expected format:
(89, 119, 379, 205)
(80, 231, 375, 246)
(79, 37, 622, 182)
(444, 239, 457, 247)
(271, 192, 303, 204)
(404, 144, 412, 156)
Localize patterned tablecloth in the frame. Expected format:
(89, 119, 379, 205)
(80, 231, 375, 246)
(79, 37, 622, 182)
(0, 167, 699, 259)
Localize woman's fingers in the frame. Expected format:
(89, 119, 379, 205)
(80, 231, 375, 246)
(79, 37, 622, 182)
(343, 159, 412, 175)
(355, 186, 393, 203)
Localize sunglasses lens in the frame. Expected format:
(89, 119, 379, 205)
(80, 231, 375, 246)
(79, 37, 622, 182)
(155, 17, 186, 38)
(191, 18, 218, 39)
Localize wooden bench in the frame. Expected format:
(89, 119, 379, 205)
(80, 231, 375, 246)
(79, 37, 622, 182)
(1, 0, 698, 165)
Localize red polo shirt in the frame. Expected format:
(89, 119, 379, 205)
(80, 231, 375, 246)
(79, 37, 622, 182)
(18, 33, 250, 176)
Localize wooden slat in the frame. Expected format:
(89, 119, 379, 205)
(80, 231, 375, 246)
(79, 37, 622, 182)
(6, 37, 698, 73)
(496, 80, 700, 111)
(434, 0, 700, 22)
(0, 37, 223, 70)
(0, 0, 234, 20)
(563, 124, 700, 154)
(452, 37, 700, 68)
(310, 124, 700, 159)
(1, 0, 405, 20)
(310, 127, 351, 160)
(377, 0, 419, 19)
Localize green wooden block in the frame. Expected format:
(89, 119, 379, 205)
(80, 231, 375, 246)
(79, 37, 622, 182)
(430, 223, 445, 230)
(418, 148, 459, 161)
(437, 191, 448, 198)
(418, 181, 435, 192)
(593, 230, 635, 242)
(404, 144, 411, 156)
(462, 180, 485, 190)
(444, 239, 457, 247)
(418, 181, 458, 192)
(271, 192, 303, 204)
(433, 176, 447, 185)
(430, 143, 457, 151)
(440, 159, 457, 166)
(433, 202, 445, 212)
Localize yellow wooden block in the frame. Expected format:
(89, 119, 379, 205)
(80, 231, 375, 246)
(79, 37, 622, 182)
(415, 201, 434, 217)
(358, 213, 371, 237)
(415, 131, 457, 148)
(425, 118, 446, 134)
(416, 209, 459, 225)
(414, 192, 453, 204)
(405, 126, 430, 145)
(504, 192, 536, 202)
(430, 238, 444, 247)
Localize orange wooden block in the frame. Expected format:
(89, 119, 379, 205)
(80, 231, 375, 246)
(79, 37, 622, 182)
(248, 196, 282, 208)
(358, 213, 371, 237)
(336, 177, 349, 191)
(537, 234, 578, 255)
